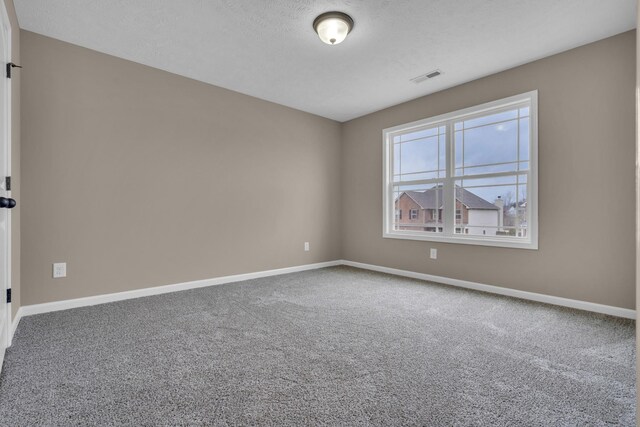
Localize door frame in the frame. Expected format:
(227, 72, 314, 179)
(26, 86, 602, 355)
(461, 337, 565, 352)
(0, 0, 12, 355)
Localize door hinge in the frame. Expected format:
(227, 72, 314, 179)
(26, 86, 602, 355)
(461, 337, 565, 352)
(6, 288, 11, 304)
(5, 176, 10, 191)
(6, 62, 21, 79)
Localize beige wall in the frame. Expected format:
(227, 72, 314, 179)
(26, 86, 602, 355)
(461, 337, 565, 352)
(20, 31, 341, 305)
(4, 0, 19, 319)
(18, 29, 636, 311)
(342, 31, 636, 309)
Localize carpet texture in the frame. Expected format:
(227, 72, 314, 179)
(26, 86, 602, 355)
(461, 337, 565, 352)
(0, 266, 635, 426)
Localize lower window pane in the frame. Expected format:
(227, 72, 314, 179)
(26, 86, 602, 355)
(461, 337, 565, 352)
(454, 176, 528, 238)
(393, 183, 443, 233)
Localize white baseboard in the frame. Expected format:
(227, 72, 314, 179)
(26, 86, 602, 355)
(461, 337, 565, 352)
(10, 306, 22, 344)
(14, 258, 635, 323)
(19, 260, 342, 318)
(341, 260, 636, 319)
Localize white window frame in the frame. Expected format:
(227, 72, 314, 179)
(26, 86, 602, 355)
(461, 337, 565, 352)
(382, 91, 538, 250)
(410, 209, 418, 220)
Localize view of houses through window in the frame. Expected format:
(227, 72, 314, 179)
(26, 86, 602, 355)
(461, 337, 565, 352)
(394, 185, 527, 237)
(384, 92, 537, 248)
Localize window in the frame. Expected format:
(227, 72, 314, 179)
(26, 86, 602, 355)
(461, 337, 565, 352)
(383, 91, 538, 249)
(395, 209, 402, 220)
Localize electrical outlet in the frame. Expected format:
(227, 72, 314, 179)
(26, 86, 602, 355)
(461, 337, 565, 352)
(53, 262, 67, 278)
(304, 242, 310, 252)
(430, 248, 437, 260)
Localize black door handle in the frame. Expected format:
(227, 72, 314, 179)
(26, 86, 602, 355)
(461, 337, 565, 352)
(0, 197, 16, 209)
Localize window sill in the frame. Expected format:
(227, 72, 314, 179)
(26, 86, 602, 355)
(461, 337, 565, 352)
(382, 230, 538, 250)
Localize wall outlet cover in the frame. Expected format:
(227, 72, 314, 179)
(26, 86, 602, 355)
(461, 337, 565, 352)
(53, 262, 67, 278)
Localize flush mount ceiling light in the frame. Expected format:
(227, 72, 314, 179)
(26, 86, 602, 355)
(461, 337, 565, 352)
(313, 12, 354, 45)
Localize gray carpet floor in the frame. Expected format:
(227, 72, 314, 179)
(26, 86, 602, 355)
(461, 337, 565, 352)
(0, 266, 635, 426)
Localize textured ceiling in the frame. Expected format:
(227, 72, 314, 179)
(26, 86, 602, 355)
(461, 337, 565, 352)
(14, 0, 637, 122)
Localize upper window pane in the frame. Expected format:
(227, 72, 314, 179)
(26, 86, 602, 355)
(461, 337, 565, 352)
(519, 117, 530, 162)
(462, 109, 518, 130)
(393, 125, 446, 182)
(454, 106, 530, 177)
(400, 127, 438, 142)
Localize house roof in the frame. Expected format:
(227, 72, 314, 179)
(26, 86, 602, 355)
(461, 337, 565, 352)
(403, 187, 499, 210)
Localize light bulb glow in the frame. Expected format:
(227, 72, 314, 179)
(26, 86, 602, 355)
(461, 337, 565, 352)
(317, 18, 348, 45)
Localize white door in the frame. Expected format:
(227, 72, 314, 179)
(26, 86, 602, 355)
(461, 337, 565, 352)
(0, 0, 12, 371)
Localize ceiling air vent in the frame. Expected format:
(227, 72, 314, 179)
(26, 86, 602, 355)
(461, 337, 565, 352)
(410, 70, 442, 84)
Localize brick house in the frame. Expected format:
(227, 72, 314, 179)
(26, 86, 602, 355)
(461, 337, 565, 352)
(395, 186, 501, 235)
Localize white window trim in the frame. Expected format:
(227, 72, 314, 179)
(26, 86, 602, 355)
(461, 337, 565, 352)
(382, 91, 538, 250)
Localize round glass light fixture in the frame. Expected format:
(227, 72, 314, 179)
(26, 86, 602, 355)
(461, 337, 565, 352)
(313, 12, 354, 45)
